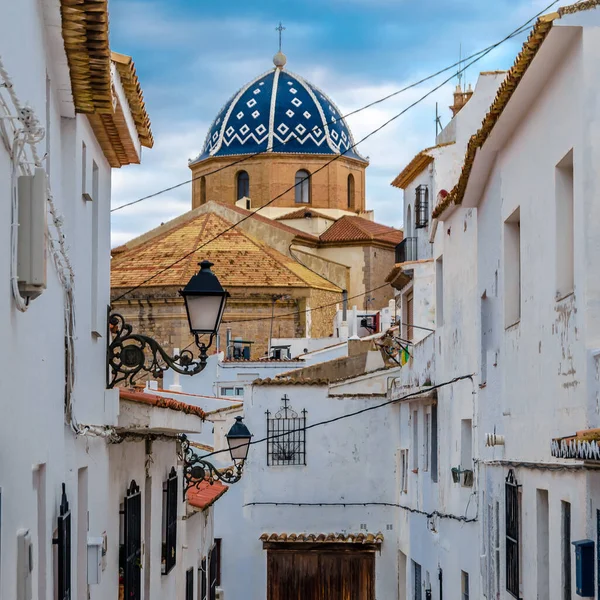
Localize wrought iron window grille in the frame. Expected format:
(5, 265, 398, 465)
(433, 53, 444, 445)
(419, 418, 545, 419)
(415, 185, 429, 228)
(123, 480, 142, 600)
(162, 467, 178, 575)
(266, 395, 307, 466)
(53, 483, 71, 600)
(209, 544, 218, 600)
(505, 469, 521, 599)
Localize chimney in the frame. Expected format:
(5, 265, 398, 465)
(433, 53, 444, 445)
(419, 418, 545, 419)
(449, 83, 473, 117)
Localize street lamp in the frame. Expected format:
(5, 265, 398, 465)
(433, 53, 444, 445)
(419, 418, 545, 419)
(107, 260, 229, 388)
(180, 416, 253, 492)
(180, 260, 229, 336)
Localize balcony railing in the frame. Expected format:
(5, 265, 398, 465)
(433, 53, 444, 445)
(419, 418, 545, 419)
(395, 237, 417, 263)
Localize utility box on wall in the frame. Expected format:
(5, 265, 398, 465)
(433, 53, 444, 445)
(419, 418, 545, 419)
(572, 539, 594, 597)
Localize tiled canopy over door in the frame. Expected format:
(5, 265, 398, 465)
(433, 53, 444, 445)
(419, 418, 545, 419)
(266, 548, 375, 600)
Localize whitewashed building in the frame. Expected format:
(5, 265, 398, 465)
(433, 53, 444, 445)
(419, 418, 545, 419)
(389, 2, 600, 599)
(433, 3, 600, 599)
(387, 69, 506, 600)
(0, 2, 221, 600)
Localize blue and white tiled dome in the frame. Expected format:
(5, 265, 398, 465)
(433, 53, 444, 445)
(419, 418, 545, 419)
(193, 55, 367, 163)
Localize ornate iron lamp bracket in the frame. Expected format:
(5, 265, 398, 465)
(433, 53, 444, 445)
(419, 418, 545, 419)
(179, 434, 243, 494)
(107, 313, 214, 388)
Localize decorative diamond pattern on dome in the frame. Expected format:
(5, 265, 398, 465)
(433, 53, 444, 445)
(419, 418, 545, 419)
(194, 68, 366, 162)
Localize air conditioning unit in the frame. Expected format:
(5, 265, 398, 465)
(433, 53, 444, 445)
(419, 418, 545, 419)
(215, 587, 225, 600)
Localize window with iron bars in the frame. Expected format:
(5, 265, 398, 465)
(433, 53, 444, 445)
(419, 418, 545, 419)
(505, 469, 521, 599)
(53, 483, 71, 600)
(161, 467, 178, 575)
(266, 395, 307, 466)
(199, 558, 208, 600)
(123, 479, 142, 600)
(415, 185, 429, 229)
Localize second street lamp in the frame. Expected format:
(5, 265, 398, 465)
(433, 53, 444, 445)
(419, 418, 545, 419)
(107, 260, 229, 388)
(180, 416, 253, 492)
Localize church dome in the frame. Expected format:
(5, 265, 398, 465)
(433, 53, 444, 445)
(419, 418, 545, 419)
(193, 61, 367, 164)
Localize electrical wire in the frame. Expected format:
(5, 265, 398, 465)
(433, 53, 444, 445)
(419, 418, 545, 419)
(243, 501, 476, 523)
(111, 4, 559, 304)
(110, 15, 545, 214)
(197, 373, 473, 461)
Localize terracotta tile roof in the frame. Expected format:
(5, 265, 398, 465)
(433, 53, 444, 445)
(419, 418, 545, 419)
(190, 441, 215, 453)
(111, 52, 153, 148)
(391, 142, 455, 190)
(187, 480, 228, 510)
(60, 0, 112, 114)
(205, 404, 244, 416)
(319, 216, 403, 246)
(119, 389, 207, 420)
(218, 202, 319, 244)
(222, 358, 303, 363)
(111, 211, 340, 292)
(275, 208, 334, 221)
(260, 532, 384, 545)
(433, 1, 600, 219)
(253, 377, 330, 386)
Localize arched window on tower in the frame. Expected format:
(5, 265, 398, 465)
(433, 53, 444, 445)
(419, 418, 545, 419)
(295, 170, 311, 204)
(200, 176, 206, 205)
(236, 171, 250, 201)
(347, 174, 355, 210)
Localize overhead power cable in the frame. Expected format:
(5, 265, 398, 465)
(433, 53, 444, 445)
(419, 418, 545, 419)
(197, 373, 474, 461)
(244, 502, 477, 523)
(111, 14, 544, 214)
(111, 11, 543, 305)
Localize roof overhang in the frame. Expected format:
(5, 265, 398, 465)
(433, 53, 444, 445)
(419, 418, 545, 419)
(261, 532, 383, 551)
(433, 9, 587, 218)
(552, 428, 600, 464)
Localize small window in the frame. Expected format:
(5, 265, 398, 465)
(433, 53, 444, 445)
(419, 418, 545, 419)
(186, 568, 194, 600)
(412, 409, 419, 471)
(295, 170, 311, 204)
(220, 387, 244, 397)
(236, 170, 249, 200)
(461, 419, 473, 486)
(121, 480, 142, 600)
(461, 571, 469, 600)
(504, 207, 521, 327)
(199, 558, 207, 600)
(436, 257, 444, 327)
(347, 173, 355, 209)
(400, 449, 409, 493)
(562, 501, 572, 599)
(208, 543, 219, 600)
(415, 185, 429, 228)
(413, 560, 422, 600)
(431, 405, 438, 483)
(161, 467, 177, 575)
(54, 483, 71, 600)
(555, 150, 574, 298)
(200, 176, 207, 204)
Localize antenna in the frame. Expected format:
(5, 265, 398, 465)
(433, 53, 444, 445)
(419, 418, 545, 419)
(435, 102, 443, 139)
(457, 43, 463, 87)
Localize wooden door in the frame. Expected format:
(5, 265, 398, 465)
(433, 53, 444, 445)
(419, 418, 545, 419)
(267, 548, 375, 600)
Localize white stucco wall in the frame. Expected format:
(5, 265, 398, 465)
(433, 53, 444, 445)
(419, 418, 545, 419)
(216, 383, 400, 600)
(0, 3, 116, 599)
(474, 22, 600, 599)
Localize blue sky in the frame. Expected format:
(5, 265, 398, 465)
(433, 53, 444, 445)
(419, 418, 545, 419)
(109, 0, 551, 246)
